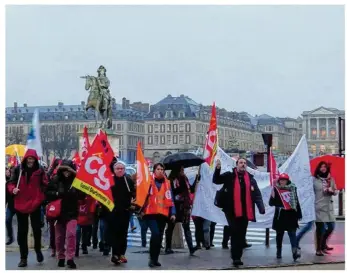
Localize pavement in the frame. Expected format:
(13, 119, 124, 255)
(6, 222, 345, 270)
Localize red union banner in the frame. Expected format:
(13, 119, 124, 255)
(203, 102, 218, 167)
(275, 187, 292, 210)
(72, 134, 115, 211)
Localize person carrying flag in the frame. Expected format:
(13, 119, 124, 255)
(269, 173, 302, 261)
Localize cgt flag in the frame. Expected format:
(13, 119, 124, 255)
(203, 102, 218, 168)
(72, 133, 115, 211)
(135, 142, 151, 208)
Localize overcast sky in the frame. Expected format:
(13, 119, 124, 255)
(6, 5, 345, 117)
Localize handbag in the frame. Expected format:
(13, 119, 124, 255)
(46, 199, 62, 220)
(214, 185, 228, 209)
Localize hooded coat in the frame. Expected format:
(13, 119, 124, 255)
(45, 160, 85, 221)
(7, 149, 48, 214)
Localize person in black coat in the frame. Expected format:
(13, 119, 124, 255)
(213, 158, 265, 267)
(269, 173, 302, 261)
(104, 160, 135, 265)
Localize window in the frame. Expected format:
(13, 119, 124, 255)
(167, 135, 172, 145)
(173, 124, 178, 132)
(154, 135, 159, 145)
(179, 124, 184, 132)
(160, 124, 165, 133)
(179, 135, 184, 144)
(148, 125, 153, 133)
(178, 111, 185, 118)
(160, 136, 165, 144)
(167, 124, 172, 132)
(185, 135, 190, 144)
(185, 123, 191, 132)
(154, 124, 159, 132)
(165, 111, 173, 118)
(173, 135, 178, 144)
(148, 136, 153, 145)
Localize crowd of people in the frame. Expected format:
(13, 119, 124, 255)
(5, 149, 338, 268)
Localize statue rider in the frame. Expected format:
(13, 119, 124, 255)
(96, 65, 111, 112)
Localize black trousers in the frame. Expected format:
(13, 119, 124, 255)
(92, 214, 100, 247)
(210, 222, 216, 245)
(16, 207, 42, 259)
(106, 210, 130, 257)
(225, 214, 248, 261)
(315, 222, 335, 251)
(76, 225, 93, 251)
(222, 226, 230, 247)
(165, 219, 194, 251)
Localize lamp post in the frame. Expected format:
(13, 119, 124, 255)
(262, 133, 273, 247)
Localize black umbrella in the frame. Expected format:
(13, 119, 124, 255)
(162, 152, 205, 170)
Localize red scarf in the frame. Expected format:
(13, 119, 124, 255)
(234, 170, 254, 221)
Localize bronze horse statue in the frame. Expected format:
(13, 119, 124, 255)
(81, 75, 112, 129)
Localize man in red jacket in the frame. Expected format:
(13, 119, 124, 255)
(7, 149, 48, 268)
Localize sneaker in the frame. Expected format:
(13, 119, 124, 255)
(6, 237, 14, 246)
(111, 255, 121, 265)
(36, 251, 44, 263)
(67, 259, 77, 269)
(58, 259, 65, 267)
(119, 255, 128, 263)
(18, 259, 27, 268)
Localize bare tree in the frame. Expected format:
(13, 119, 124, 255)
(227, 136, 239, 150)
(6, 126, 25, 146)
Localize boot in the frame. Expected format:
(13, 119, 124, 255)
(36, 251, 44, 263)
(67, 259, 77, 269)
(276, 247, 282, 259)
(18, 259, 27, 268)
(292, 247, 300, 261)
(58, 259, 65, 267)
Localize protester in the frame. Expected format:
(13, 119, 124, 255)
(46, 159, 85, 269)
(105, 160, 136, 265)
(7, 149, 48, 267)
(192, 216, 211, 249)
(6, 166, 15, 246)
(165, 166, 199, 255)
(269, 173, 302, 261)
(76, 195, 96, 257)
(213, 158, 265, 267)
(313, 161, 338, 256)
(46, 158, 62, 257)
(141, 163, 176, 267)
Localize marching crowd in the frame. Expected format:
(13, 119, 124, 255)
(6, 149, 339, 269)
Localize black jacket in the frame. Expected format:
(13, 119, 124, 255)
(45, 165, 85, 222)
(213, 167, 265, 222)
(269, 183, 302, 231)
(111, 174, 136, 212)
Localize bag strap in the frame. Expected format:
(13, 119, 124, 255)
(124, 176, 130, 192)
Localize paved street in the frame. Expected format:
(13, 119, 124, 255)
(6, 222, 345, 270)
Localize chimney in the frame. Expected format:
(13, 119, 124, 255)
(23, 103, 27, 107)
(122, 97, 126, 109)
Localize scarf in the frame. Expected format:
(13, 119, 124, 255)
(318, 174, 331, 193)
(276, 182, 297, 210)
(234, 170, 254, 221)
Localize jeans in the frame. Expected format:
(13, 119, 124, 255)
(139, 218, 149, 247)
(276, 230, 297, 250)
(6, 207, 15, 240)
(130, 214, 135, 229)
(165, 219, 194, 251)
(144, 215, 167, 262)
(315, 222, 335, 251)
(296, 221, 314, 246)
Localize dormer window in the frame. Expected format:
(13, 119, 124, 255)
(153, 112, 161, 119)
(165, 111, 173, 119)
(178, 111, 185, 118)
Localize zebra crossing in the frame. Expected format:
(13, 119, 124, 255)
(127, 221, 276, 247)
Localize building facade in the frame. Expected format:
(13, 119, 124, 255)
(302, 106, 345, 155)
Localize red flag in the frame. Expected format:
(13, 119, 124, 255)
(81, 126, 91, 160)
(274, 187, 292, 210)
(8, 155, 18, 167)
(92, 130, 115, 165)
(72, 151, 81, 171)
(203, 102, 218, 167)
(269, 149, 279, 186)
(72, 136, 115, 211)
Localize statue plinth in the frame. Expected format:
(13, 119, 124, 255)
(77, 128, 120, 157)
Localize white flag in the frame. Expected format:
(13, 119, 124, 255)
(26, 109, 43, 157)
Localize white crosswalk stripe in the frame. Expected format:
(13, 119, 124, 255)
(127, 222, 276, 247)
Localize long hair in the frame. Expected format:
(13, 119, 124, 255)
(313, 161, 330, 178)
(168, 167, 181, 182)
(152, 163, 165, 173)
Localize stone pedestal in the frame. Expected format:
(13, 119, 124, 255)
(78, 128, 119, 157)
(171, 223, 184, 249)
